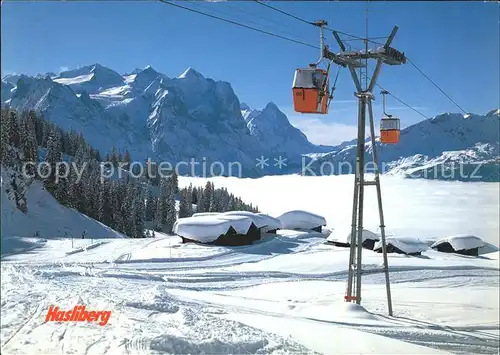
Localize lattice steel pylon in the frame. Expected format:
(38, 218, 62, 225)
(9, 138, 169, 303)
(322, 26, 407, 316)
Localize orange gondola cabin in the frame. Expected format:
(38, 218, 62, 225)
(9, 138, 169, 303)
(380, 116, 400, 144)
(292, 67, 329, 114)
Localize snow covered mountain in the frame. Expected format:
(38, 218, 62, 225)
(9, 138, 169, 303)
(304, 110, 500, 181)
(1, 64, 330, 177)
(52, 63, 126, 94)
(242, 101, 333, 155)
(2, 63, 498, 180)
(1, 80, 15, 102)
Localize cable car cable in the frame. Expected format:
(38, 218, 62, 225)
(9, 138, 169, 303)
(378, 84, 430, 120)
(407, 58, 468, 114)
(252, 0, 385, 45)
(158, 0, 319, 49)
(221, 2, 314, 45)
(251, 0, 314, 26)
(360, 72, 431, 120)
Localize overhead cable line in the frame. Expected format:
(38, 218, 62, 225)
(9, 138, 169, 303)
(158, 0, 319, 49)
(221, 1, 314, 45)
(407, 58, 468, 114)
(359, 72, 430, 119)
(252, 0, 313, 26)
(252, 0, 385, 45)
(375, 84, 430, 120)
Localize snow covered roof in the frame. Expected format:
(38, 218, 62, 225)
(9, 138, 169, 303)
(277, 210, 326, 231)
(257, 213, 282, 232)
(192, 212, 222, 217)
(222, 211, 268, 228)
(326, 229, 380, 244)
(173, 216, 231, 243)
(431, 235, 484, 251)
(214, 215, 254, 235)
(374, 237, 429, 255)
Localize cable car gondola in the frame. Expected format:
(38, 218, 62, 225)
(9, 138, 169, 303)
(292, 67, 329, 114)
(380, 90, 400, 144)
(292, 20, 338, 115)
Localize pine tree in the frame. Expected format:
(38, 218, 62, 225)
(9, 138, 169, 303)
(21, 112, 38, 177)
(84, 167, 100, 218)
(110, 146, 118, 166)
(191, 185, 198, 205)
(203, 181, 213, 212)
(170, 170, 179, 194)
(123, 149, 131, 169)
(178, 189, 190, 218)
(196, 187, 205, 213)
(6, 169, 28, 213)
(154, 178, 167, 232)
(44, 129, 62, 187)
(163, 174, 177, 233)
(53, 164, 69, 205)
(41, 120, 51, 148)
(145, 186, 156, 222)
(186, 184, 194, 216)
(8, 111, 20, 148)
(34, 112, 44, 146)
(98, 180, 112, 226)
(133, 187, 145, 238)
(0, 109, 12, 166)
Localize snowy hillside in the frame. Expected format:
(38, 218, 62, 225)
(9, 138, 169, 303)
(305, 110, 500, 181)
(1, 166, 124, 256)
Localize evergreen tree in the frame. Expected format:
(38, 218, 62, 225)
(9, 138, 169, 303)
(145, 186, 156, 222)
(110, 146, 118, 166)
(133, 187, 145, 238)
(8, 111, 20, 148)
(203, 181, 213, 212)
(41, 120, 51, 148)
(0, 109, 12, 166)
(195, 187, 205, 213)
(154, 178, 167, 232)
(43, 129, 62, 187)
(178, 189, 190, 218)
(170, 170, 179, 194)
(21, 115, 38, 177)
(123, 149, 131, 169)
(163, 174, 177, 233)
(186, 184, 194, 216)
(6, 169, 28, 213)
(98, 180, 112, 226)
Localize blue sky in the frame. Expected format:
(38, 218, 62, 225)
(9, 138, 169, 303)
(1, 1, 498, 145)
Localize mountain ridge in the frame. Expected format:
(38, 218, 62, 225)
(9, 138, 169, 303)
(2, 63, 498, 180)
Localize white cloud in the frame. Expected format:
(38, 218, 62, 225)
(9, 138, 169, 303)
(59, 66, 69, 73)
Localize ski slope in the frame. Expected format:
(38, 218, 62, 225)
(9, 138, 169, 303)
(1, 232, 498, 354)
(1, 174, 499, 354)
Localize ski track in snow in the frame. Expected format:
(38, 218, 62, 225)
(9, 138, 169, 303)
(1, 230, 499, 355)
